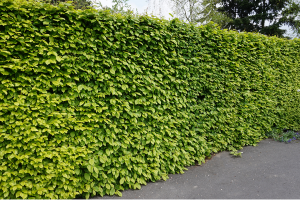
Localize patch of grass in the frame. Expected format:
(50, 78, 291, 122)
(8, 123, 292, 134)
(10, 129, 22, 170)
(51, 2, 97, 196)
(265, 128, 300, 143)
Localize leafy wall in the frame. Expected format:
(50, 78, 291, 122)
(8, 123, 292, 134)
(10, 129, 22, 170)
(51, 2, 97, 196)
(0, 0, 300, 198)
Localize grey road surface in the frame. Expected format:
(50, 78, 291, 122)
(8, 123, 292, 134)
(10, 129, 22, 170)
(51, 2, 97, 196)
(91, 139, 300, 199)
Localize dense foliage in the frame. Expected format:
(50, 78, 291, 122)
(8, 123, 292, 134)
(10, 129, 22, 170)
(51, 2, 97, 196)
(0, 0, 300, 199)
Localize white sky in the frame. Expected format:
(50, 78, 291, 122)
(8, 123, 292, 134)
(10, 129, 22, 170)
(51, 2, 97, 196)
(93, 0, 298, 38)
(92, 0, 173, 19)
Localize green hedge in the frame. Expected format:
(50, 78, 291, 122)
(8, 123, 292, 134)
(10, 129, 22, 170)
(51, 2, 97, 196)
(0, 0, 300, 198)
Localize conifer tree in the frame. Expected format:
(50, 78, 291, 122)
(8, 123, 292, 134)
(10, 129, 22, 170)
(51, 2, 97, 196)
(217, 0, 300, 38)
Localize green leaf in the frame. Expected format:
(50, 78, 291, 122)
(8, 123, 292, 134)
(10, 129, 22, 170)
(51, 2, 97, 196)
(75, 169, 81, 175)
(100, 155, 107, 163)
(116, 190, 122, 197)
(0, 50, 11, 57)
(110, 67, 116, 74)
(78, 85, 84, 92)
(121, 84, 128, 90)
(120, 177, 125, 184)
(56, 56, 62, 62)
(89, 159, 94, 166)
(93, 186, 100, 192)
(94, 166, 99, 174)
(84, 173, 90, 180)
(49, 36, 54, 45)
(20, 192, 28, 199)
(87, 165, 93, 173)
(110, 188, 115, 195)
(45, 60, 51, 65)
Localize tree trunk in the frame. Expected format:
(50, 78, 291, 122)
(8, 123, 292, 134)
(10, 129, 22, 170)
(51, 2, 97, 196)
(262, 0, 265, 28)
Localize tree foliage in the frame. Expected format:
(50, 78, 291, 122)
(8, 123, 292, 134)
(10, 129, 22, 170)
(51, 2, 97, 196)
(170, 0, 232, 25)
(217, 0, 300, 38)
(197, 0, 232, 27)
(282, 0, 300, 38)
(94, 0, 138, 15)
(169, 0, 300, 38)
(171, 0, 204, 23)
(38, 0, 92, 9)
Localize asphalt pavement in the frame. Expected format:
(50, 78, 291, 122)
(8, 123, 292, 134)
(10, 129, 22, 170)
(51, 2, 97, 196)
(91, 139, 300, 199)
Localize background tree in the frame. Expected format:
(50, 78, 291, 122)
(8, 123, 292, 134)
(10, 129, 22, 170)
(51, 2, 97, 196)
(281, 0, 300, 37)
(197, 0, 232, 27)
(217, 0, 300, 38)
(39, 0, 92, 9)
(94, 0, 137, 15)
(164, 0, 299, 38)
(38, 0, 137, 15)
(171, 0, 204, 23)
(170, 0, 232, 25)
